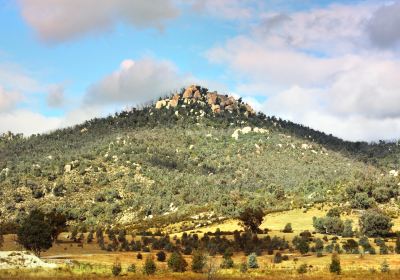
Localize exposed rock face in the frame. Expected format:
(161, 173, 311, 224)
(155, 85, 256, 117)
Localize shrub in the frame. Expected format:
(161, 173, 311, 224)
(127, 264, 136, 273)
(329, 253, 341, 274)
(359, 210, 393, 237)
(137, 253, 143, 259)
(167, 251, 188, 272)
(143, 256, 156, 275)
(156, 251, 166, 262)
(111, 259, 122, 276)
(282, 223, 293, 233)
(395, 236, 400, 254)
(191, 250, 206, 272)
(247, 253, 259, 269)
(273, 252, 282, 264)
(239, 262, 248, 273)
(297, 263, 307, 274)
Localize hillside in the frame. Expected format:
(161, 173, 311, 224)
(0, 85, 399, 231)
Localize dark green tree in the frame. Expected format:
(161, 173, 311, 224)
(359, 210, 393, 237)
(238, 207, 264, 234)
(167, 251, 188, 272)
(17, 209, 53, 256)
(143, 256, 156, 275)
(329, 253, 341, 274)
(191, 250, 206, 272)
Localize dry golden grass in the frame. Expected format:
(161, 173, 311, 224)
(2, 206, 400, 279)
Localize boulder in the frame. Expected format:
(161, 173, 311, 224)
(211, 104, 221, 113)
(64, 164, 72, 173)
(193, 90, 202, 99)
(155, 100, 167, 109)
(207, 92, 218, 105)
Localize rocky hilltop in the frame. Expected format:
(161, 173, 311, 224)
(155, 85, 256, 117)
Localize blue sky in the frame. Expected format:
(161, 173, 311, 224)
(1, 0, 400, 141)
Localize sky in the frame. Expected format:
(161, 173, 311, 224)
(1, 0, 400, 142)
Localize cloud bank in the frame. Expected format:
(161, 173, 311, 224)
(18, 0, 180, 43)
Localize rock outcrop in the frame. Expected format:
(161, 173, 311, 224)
(154, 85, 256, 117)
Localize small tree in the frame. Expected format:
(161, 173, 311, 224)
(17, 209, 53, 256)
(168, 251, 188, 272)
(220, 248, 234, 269)
(0, 232, 3, 249)
(329, 253, 341, 274)
(239, 262, 248, 273)
(156, 250, 166, 262)
(238, 208, 264, 234)
(87, 230, 94, 243)
(282, 223, 293, 233)
(297, 263, 307, 274)
(191, 250, 206, 272)
(46, 209, 67, 242)
(359, 210, 392, 237)
(247, 253, 259, 269)
(143, 256, 156, 275)
(273, 252, 282, 264)
(112, 259, 122, 276)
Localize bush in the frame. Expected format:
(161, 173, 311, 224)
(273, 252, 282, 264)
(191, 250, 206, 272)
(137, 253, 143, 259)
(239, 262, 248, 273)
(342, 220, 353, 237)
(359, 210, 393, 237)
(329, 253, 341, 274)
(247, 253, 259, 269)
(297, 263, 307, 274)
(111, 260, 122, 276)
(156, 251, 166, 262)
(127, 264, 136, 273)
(282, 223, 293, 233)
(167, 251, 188, 272)
(143, 256, 156, 275)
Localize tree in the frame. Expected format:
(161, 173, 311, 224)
(297, 264, 307, 274)
(220, 248, 234, 269)
(314, 238, 324, 253)
(17, 209, 53, 256)
(143, 256, 156, 275)
(351, 192, 373, 209)
(238, 208, 264, 234)
(156, 250, 166, 262)
(0, 231, 3, 249)
(326, 208, 341, 217)
(359, 210, 393, 237)
(46, 209, 67, 242)
(273, 252, 282, 264)
(282, 223, 293, 233)
(111, 259, 122, 276)
(342, 220, 353, 237)
(293, 236, 310, 255)
(167, 251, 188, 272)
(191, 250, 206, 272)
(247, 253, 259, 268)
(329, 253, 341, 274)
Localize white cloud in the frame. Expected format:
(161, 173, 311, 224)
(84, 57, 192, 106)
(207, 2, 400, 141)
(0, 110, 62, 135)
(191, 0, 257, 20)
(0, 86, 22, 112)
(18, 0, 180, 43)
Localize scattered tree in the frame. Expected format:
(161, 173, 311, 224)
(191, 250, 206, 272)
(238, 208, 264, 234)
(143, 256, 156, 275)
(247, 253, 259, 269)
(156, 250, 166, 262)
(282, 223, 293, 233)
(168, 251, 188, 272)
(17, 209, 53, 256)
(359, 210, 393, 237)
(329, 253, 341, 274)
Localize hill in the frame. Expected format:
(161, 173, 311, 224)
(0, 85, 399, 231)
